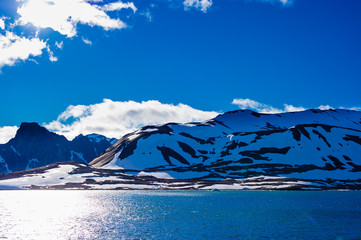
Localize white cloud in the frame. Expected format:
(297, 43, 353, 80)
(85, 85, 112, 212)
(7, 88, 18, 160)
(0, 17, 5, 30)
(232, 98, 361, 114)
(102, 1, 137, 12)
(284, 104, 306, 112)
(0, 31, 47, 69)
(318, 105, 334, 111)
(55, 41, 63, 49)
(231, 98, 264, 109)
(82, 38, 92, 45)
(16, 0, 128, 38)
(0, 0, 135, 68)
(47, 46, 58, 62)
(184, 0, 213, 12)
(44, 99, 219, 140)
(0, 126, 18, 144)
(232, 98, 305, 113)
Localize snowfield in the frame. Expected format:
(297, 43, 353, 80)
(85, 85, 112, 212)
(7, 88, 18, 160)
(1, 109, 361, 190)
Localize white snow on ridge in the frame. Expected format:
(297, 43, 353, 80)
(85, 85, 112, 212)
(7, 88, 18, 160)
(100, 151, 124, 169)
(214, 109, 361, 132)
(0, 164, 82, 188)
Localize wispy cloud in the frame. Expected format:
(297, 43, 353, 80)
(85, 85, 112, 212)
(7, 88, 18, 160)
(232, 98, 361, 113)
(0, 31, 47, 69)
(318, 105, 334, 111)
(232, 98, 306, 113)
(0, 0, 296, 70)
(0, 17, 5, 30)
(82, 38, 92, 46)
(101, 1, 137, 12)
(183, 0, 213, 12)
(44, 99, 219, 140)
(231, 98, 290, 113)
(0, 0, 136, 70)
(55, 41, 63, 49)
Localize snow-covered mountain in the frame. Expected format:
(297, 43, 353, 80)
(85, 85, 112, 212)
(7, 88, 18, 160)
(90, 109, 361, 181)
(0, 109, 361, 190)
(0, 122, 116, 174)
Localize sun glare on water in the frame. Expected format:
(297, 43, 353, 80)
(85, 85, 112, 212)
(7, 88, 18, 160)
(0, 191, 118, 239)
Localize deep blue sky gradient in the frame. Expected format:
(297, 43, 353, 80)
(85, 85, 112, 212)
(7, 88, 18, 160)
(0, 0, 360, 126)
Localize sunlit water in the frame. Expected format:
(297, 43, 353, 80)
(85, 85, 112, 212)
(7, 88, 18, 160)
(0, 191, 361, 240)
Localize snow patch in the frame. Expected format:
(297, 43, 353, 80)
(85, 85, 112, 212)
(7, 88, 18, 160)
(101, 151, 123, 169)
(137, 171, 174, 179)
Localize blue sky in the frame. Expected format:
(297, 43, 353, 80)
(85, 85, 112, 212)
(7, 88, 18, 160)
(0, 0, 360, 142)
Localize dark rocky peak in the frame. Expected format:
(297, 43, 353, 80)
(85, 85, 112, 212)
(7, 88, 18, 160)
(10, 122, 68, 147)
(16, 122, 50, 138)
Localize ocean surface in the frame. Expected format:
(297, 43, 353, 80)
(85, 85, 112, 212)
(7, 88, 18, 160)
(0, 191, 360, 240)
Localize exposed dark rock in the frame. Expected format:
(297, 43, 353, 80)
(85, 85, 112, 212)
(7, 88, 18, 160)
(327, 155, 346, 170)
(177, 141, 198, 159)
(312, 129, 331, 147)
(239, 147, 291, 161)
(179, 132, 215, 145)
(343, 134, 361, 145)
(157, 146, 190, 165)
(0, 123, 115, 173)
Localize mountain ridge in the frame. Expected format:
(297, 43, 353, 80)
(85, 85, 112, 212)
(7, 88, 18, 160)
(0, 109, 361, 190)
(0, 122, 116, 173)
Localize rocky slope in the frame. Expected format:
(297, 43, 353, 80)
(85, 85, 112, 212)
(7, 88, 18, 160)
(90, 109, 361, 181)
(1, 109, 361, 190)
(0, 122, 116, 174)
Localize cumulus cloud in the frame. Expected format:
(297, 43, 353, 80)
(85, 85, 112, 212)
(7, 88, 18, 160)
(0, 31, 47, 68)
(183, 0, 213, 12)
(232, 98, 306, 113)
(0, 126, 18, 144)
(0, 0, 137, 69)
(16, 0, 128, 38)
(0, 0, 296, 70)
(44, 99, 219, 140)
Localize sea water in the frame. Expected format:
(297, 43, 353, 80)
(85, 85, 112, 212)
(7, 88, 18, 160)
(0, 191, 360, 240)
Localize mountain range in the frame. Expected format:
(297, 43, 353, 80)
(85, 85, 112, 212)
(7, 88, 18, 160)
(0, 122, 116, 174)
(0, 109, 361, 190)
